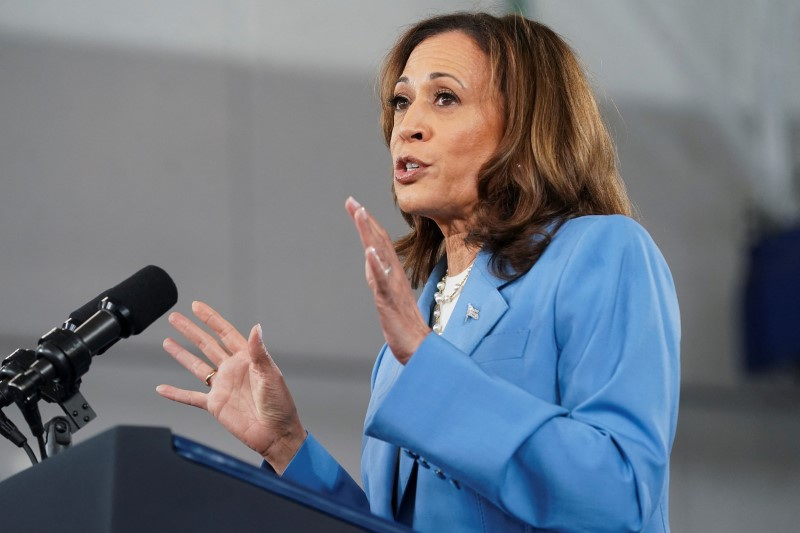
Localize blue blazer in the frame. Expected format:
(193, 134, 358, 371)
(280, 215, 680, 532)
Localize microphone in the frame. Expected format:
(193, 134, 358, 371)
(0, 264, 158, 379)
(64, 264, 177, 354)
(1, 266, 178, 408)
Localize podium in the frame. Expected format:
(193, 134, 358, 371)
(0, 426, 407, 532)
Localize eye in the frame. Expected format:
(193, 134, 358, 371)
(389, 95, 410, 112)
(433, 90, 459, 107)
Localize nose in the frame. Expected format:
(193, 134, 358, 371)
(395, 101, 431, 142)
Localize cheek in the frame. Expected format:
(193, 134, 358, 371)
(464, 114, 502, 162)
(389, 123, 401, 148)
(449, 127, 493, 170)
(388, 133, 400, 160)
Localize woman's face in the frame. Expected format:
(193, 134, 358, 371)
(390, 31, 504, 234)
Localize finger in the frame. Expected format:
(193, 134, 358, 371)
(156, 384, 208, 410)
(347, 198, 382, 247)
(366, 247, 392, 295)
(352, 204, 373, 249)
(345, 196, 362, 219)
(367, 246, 393, 279)
(168, 311, 229, 366)
(353, 204, 395, 263)
(346, 196, 388, 239)
(347, 198, 400, 286)
(248, 324, 280, 375)
(163, 337, 217, 383)
(192, 300, 248, 354)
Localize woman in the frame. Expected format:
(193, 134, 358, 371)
(157, 12, 679, 532)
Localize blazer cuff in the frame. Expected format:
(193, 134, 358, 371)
(278, 432, 368, 510)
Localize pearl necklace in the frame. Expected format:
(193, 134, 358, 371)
(432, 264, 473, 335)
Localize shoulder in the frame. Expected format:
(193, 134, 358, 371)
(481, 215, 673, 297)
(556, 214, 655, 248)
(549, 215, 667, 268)
(548, 215, 676, 303)
(522, 215, 676, 301)
(496, 215, 673, 295)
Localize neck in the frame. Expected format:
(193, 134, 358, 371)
(442, 231, 478, 274)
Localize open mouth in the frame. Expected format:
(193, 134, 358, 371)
(395, 156, 428, 182)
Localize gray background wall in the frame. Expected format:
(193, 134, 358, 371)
(1, 1, 799, 530)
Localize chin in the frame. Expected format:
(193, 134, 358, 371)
(395, 193, 430, 219)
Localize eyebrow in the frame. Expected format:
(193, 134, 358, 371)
(396, 72, 466, 89)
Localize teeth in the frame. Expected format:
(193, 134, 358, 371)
(405, 162, 420, 170)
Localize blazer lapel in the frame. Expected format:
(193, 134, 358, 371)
(442, 250, 509, 355)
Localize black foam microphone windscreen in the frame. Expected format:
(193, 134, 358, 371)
(105, 265, 178, 334)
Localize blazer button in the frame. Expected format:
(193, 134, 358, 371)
(450, 479, 461, 490)
(418, 458, 430, 469)
(434, 468, 446, 479)
(404, 449, 419, 459)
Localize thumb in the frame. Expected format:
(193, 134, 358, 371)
(248, 324, 275, 372)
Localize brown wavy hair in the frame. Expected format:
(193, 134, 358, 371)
(380, 13, 633, 288)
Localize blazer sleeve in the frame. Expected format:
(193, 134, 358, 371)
(364, 217, 680, 532)
(277, 432, 370, 511)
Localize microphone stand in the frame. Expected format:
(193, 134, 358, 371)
(0, 349, 39, 462)
(44, 416, 72, 456)
(1, 343, 97, 463)
(28, 325, 98, 459)
(4, 380, 96, 462)
(41, 390, 96, 457)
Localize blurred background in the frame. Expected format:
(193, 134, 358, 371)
(1, 1, 799, 530)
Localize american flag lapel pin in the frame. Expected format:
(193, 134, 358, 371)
(466, 303, 480, 322)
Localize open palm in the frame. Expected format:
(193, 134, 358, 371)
(157, 301, 305, 474)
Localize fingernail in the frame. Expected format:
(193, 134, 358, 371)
(256, 323, 264, 343)
(156, 385, 165, 394)
(347, 196, 362, 209)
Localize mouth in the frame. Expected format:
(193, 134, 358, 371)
(394, 156, 429, 183)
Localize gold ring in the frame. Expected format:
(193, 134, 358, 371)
(204, 369, 218, 387)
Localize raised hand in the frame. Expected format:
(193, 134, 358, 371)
(345, 196, 431, 364)
(156, 301, 305, 474)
